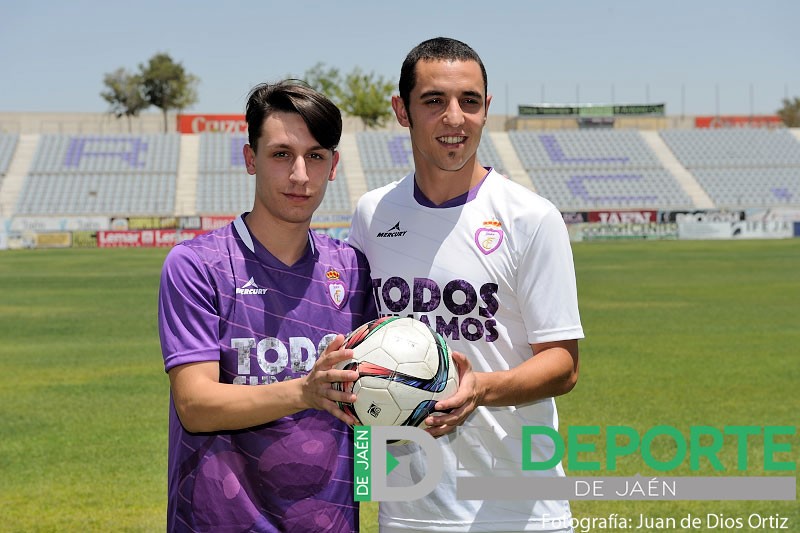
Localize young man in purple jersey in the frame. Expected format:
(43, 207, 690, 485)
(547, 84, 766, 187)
(158, 80, 376, 532)
(349, 38, 583, 532)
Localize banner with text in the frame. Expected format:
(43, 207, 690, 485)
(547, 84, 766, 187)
(177, 114, 247, 134)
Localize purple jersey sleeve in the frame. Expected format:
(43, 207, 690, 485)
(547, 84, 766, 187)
(158, 244, 221, 372)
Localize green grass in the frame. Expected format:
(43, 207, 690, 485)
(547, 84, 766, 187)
(0, 248, 170, 532)
(1, 241, 798, 532)
(563, 239, 800, 531)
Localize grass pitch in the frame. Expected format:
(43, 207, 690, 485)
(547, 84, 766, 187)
(0, 240, 797, 532)
(562, 239, 799, 531)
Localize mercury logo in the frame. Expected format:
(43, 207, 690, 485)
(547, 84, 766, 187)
(236, 277, 268, 295)
(376, 221, 407, 238)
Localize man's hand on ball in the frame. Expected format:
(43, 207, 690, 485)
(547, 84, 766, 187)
(302, 334, 359, 425)
(425, 351, 480, 437)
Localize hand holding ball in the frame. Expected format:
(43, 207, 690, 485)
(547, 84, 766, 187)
(333, 317, 459, 428)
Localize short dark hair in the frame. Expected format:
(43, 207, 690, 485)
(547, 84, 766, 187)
(245, 80, 342, 152)
(399, 37, 488, 111)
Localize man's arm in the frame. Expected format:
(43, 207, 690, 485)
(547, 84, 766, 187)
(424, 340, 579, 437)
(169, 334, 359, 433)
(477, 340, 579, 405)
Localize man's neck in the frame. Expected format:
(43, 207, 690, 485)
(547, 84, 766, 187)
(244, 212, 310, 267)
(413, 162, 488, 206)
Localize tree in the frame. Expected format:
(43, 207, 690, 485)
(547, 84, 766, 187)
(139, 53, 199, 132)
(100, 68, 149, 132)
(777, 97, 800, 127)
(302, 62, 344, 102)
(339, 68, 395, 130)
(301, 63, 395, 130)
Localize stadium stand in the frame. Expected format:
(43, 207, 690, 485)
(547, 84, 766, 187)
(174, 134, 199, 217)
(317, 169, 353, 214)
(16, 173, 176, 216)
(195, 172, 255, 214)
(509, 129, 694, 210)
(475, 133, 507, 177)
(659, 129, 800, 207)
(15, 134, 179, 216)
(198, 133, 247, 174)
(0, 133, 18, 176)
(3, 125, 800, 219)
(356, 131, 410, 191)
(0, 133, 19, 216)
(195, 133, 249, 214)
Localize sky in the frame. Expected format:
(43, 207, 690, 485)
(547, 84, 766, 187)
(1, 0, 798, 118)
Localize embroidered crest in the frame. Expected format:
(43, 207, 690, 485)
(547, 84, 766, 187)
(474, 219, 504, 255)
(326, 269, 347, 309)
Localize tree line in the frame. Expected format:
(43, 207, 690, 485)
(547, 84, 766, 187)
(101, 54, 395, 132)
(103, 53, 800, 130)
(101, 53, 198, 133)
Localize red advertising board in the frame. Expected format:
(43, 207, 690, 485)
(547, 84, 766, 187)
(97, 229, 208, 248)
(694, 115, 783, 129)
(176, 114, 247, 134)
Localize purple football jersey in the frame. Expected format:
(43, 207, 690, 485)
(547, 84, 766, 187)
(158, 214, 376, 532)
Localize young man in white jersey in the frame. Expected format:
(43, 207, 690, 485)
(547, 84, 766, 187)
(158, 81, 375, 532)
(349, 38, 584, 532)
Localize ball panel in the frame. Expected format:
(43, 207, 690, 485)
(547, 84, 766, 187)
(351, 386, 402, 426)
(399, 400, 439, 428)
(343, 316, 398, 349)
(395, 360, 436, 380)
(387, 381, 434, 410)
(380, 327, 434, 365)
(357, 348, 400, 373)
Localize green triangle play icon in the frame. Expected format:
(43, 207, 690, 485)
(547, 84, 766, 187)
(386, 450, 399, 475)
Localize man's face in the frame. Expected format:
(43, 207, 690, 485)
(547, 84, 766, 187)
(243, 111, 338, 225)
(393, 59, 491, 176)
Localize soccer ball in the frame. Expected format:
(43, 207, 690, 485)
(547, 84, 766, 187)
(333, 316, 459, 428)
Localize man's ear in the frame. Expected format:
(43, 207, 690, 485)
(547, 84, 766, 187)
(392, 95, 411, 128)
(328, 151, 340, 181)
(243, 144, 256, 175)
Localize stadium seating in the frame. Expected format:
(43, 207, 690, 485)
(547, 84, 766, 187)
(29, 134, 179, 173)
(509, 129, 694, 209)
(356, 132, 413, 190)
(15, 134, 179, 216)
(195, 133, 249, 214)
(16, 173, 176, 215)
(317, 171, 352, 213)
(0, 133, 18, 176)
(659, 129, 800, 207)
(680, 167, 798, 208)
(4, 127, 800, 218)
(659, 129, 800, 167)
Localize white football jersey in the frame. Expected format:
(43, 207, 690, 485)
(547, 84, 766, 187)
(350, 169, 584, 532)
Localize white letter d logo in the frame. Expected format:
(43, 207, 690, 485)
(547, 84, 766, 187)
(370, 426, 444, 501)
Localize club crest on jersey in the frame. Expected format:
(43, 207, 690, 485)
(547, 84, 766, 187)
(475, 219, 504, 255)
(326, 269, 348, 309)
